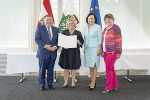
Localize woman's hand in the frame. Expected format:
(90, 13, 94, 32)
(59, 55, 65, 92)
(97, 49, 101, 56)
(77, 40, 82, 46)
(116, 54, 121, 59)
(101, 51, 104, 57)
(97, 45, 101, 56)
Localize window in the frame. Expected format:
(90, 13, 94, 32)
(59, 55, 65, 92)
(0, 0, 28, 48)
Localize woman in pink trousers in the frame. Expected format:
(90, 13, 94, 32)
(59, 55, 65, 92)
(101, 14, 122, 94)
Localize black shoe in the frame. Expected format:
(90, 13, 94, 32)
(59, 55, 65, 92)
(62, 84, 68, 88)
(88, 84, 91, 88)
(89, 88, 94, 90)
(113, 88, 118, 92)
(40, 86, 45, 91)
(89, 83, 96, 91)
(71, 85, 76, 88)
(102, 90, 112, 94)
(88, 83, 96, 88)
(48, 85, 55, 90)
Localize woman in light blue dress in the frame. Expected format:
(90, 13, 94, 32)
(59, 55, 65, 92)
(84, 13, 102, 90)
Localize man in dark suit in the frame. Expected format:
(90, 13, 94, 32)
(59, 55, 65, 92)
(35, 15, 59, 91)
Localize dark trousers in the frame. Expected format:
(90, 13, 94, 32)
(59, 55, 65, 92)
(38, 55, 56, 86)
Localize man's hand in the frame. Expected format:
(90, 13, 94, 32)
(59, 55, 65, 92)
(45, 45, 57, 51)
(45, 45, 52, 51)
(51, 46, 57, 51)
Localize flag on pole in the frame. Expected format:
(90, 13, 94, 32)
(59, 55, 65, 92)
(90, 0, 102, 27)
(38, 0, 54, 26)
(59, 0, 79, 33)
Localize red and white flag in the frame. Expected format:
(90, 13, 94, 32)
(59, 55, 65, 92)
(38, 0, 54, 26)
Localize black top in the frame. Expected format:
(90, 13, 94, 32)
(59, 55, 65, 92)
(58, 29, 84, 70)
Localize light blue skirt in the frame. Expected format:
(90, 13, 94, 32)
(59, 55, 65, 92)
(84, 47, 100, 68)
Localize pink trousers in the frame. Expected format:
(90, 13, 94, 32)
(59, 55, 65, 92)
(104, 52, 118, 90)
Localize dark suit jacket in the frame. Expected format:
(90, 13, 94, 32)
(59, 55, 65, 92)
(35, 25, 59, 60)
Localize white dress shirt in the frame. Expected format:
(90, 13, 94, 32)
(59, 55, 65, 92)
(46, 26, 53, 40)
(103, 25, 113, 52)
(103, 30, 107, 52)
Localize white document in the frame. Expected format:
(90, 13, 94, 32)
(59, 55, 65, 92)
(58, 33, 77, 48)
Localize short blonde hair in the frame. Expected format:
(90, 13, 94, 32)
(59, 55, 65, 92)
(66, 17, 77, 28)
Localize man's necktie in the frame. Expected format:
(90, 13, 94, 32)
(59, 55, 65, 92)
(48, 27, 52, 40)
